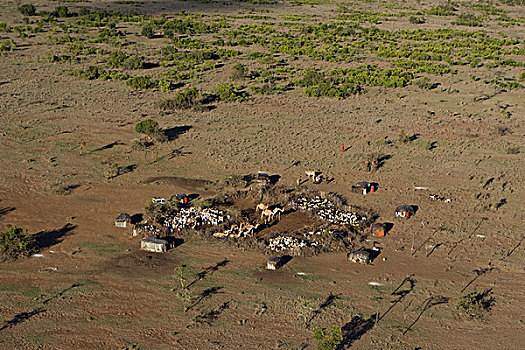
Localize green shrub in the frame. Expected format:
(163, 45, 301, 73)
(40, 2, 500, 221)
(0, 39, 16, 53)
(69, 66, 129, 81)
(123, 55, 144, 70)
(158, 87, 200, 110)
(414, 77, 435, 89)
(127, 76, 154, 89)
(409, 16, 426, 24)
(0, 225, 37, 261)
(312, 326, 342, 350)
(135, 118, 160, 136)
(144, 201, 173, 224)
(107, 51, 145, 69)
(214, 83, 249, 102)
(142, 23, 155, 38)
(457, 290, 494, 318)
(18, 4, 37, 16)
(52, 6, 70, 18)
(299, 69, 325, 87)
(0, 22, 11, 32)
(426, 2, 456, 16)
(453, 13, 483, 27)
(231, 63, 247, 80)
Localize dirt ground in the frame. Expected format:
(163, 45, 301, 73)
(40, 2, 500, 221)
(0, 0, 524, 349)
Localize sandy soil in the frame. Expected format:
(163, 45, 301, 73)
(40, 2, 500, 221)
(0, 0, 524, 349)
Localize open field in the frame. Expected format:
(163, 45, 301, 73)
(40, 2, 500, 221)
(0, 0, 524, 349)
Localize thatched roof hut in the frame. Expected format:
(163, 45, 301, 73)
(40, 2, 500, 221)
(115, 213, 131, 228)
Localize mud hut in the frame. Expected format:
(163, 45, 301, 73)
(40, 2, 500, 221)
(172, 193, 188, 204)
(395, 205, 416, 218)
(266, 256, 284, 270)
(352, 182, 378, 195)
(371, 223, 386, 237)
(347, 250, 371, 264)
(115, 213, 131, 228)
(140, 237, 168, 253)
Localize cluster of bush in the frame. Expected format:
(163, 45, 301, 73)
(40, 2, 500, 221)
(158, 87, 201, 110)
(106, 50, 144, 69)
(0, 226, 37, 261)
(69, 66, 129, 80)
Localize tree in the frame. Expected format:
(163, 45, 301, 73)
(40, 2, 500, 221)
(135, 119, 160, 136)
(18, 4, 36, 16)
(0, 225, 37, 261)
(142, 24, 155, 38)
(312, 326, 343, 350)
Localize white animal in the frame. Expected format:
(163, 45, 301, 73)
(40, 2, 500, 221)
(261, 209, 274, 224)
(256, 203, 269, 213)
(305, 171, 322, 184)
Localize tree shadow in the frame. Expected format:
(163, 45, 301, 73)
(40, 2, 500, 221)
(506, 236, 524, 258)
(461, 267, 496, 293)
(163, 125, 192, 141)
(307, 293, 340, 327)
(89, 140, 124, 153)
(168, 146, 192, 159)
(130, 213, 143, 224)
(187, 259, 230, 290)
(0, 207, 15, 219)
(378, 276, 416, 322)
(0, 282, 81, 332)
(193, 301, 230, 325)
(403, 295, 449, 335)
(376, 154, 392, 169)
(33, 223, 76, 250)
(336, 314, 377, 349)
(185, 286, 223, 312)
(0, 307, 46, 332)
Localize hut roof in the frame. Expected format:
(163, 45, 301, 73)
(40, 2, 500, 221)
(268, 256, 282, 263)
(356, 182, 370, 187)
(142, 237, 168, 245)
(396, 205, 415, 213)
(116, 213, 131, 222)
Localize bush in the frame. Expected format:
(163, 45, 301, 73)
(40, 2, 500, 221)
(123, 55, 144, 70)
(409, 16, 426, 24)
(18, 4, 37, 16)
(107, 51, 144, 69)
(0, 225, 37, 261)
(52, 6, 69, 18)
(414, 77, 435, 89)
(135, 118, 160, 136)
(457, 290, 494, 318)
(453, 13, 483, 27)
(127, 76, 154, 89)
(312, 326, 342, 350)
(144, 201, 173, 224)
(214, 83, 249, 102)
(142, 24, 155, 38)
(300, 69, 325, 87)
(231, 63, 247, 80)
(0, 39, 16, 53)
(159, 87, 200, 110)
